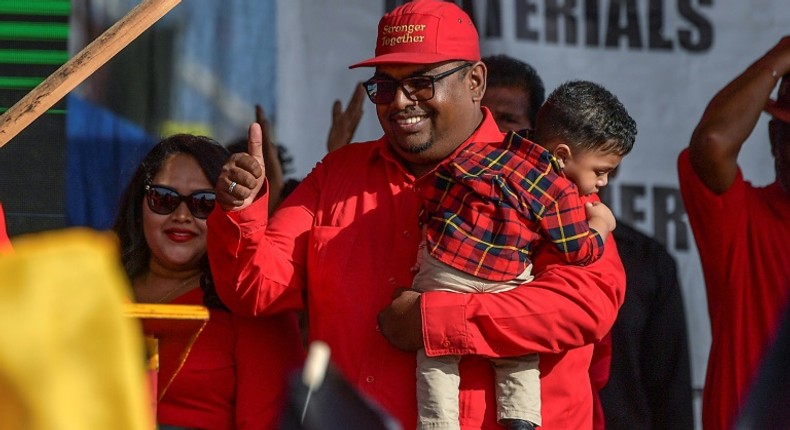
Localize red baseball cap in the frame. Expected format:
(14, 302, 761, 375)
(765, 73, 790, 123)
(349, 0, 480, 69)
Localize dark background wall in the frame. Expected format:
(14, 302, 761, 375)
(0, 0, 70, 237)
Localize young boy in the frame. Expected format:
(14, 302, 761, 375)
(413, 80, 637, 430)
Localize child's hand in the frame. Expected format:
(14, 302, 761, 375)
(585, 201, 616, 234)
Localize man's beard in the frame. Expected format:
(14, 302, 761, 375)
(402, 138, 433, 154)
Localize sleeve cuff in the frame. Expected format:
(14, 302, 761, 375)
(422, 291, 473, 356)
(227, 181, 271, 231)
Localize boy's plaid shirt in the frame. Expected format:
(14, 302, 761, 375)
(420, 131, 604, 281)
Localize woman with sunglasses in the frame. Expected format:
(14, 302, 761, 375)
(114, 134, 304, 429)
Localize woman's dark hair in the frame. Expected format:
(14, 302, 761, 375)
(113, 134, 230, 309)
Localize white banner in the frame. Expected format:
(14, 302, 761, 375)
(276, 0, 790, 400)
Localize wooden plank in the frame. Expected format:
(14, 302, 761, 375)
(0, 0, 181, 147)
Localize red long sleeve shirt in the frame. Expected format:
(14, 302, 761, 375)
(207, 112, 625, 429)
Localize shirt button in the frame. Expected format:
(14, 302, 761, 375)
(442, 340, 451, 348)
(366, 376, 374, 383)
(389, 277, 397, 285)
(403, 230, 410, 237)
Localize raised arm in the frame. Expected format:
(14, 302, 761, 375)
(326, 82, 365, 153)
(208, 123, 314, 316)
(585, 200, 616, 244)
(689, 36, 790, 193)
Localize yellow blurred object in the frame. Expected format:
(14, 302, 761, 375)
(0, 228, 152, 430)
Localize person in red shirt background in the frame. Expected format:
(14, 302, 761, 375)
(679, 36, 790, 429)
(208, 1, 626, 428)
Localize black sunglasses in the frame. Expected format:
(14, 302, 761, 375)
(144, 184, 216, 219)
(362, 62, 473, 105)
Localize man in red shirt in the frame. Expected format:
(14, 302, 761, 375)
(679, 36, 790, 429)
(208, 1, 625, 428)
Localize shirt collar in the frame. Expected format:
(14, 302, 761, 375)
(449, 107, 505, 156)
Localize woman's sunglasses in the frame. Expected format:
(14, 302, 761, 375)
(144, 184, 216, 219)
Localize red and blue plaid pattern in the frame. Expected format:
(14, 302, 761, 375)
(420, 131, 604, 281)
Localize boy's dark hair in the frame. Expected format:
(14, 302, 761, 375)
(533, 80, 637, 156)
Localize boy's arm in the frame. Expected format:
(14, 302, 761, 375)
(539, 185, 605, 266)
(585, 201, 616, 243)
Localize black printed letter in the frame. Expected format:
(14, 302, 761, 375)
(653, 186, 689, 250)
(515, 0, 540, 41)
(648, 0, 673, 50)
(545, 0, 579, 45)
(678, 0, 713, 52)
(605, 0, 642, 49)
